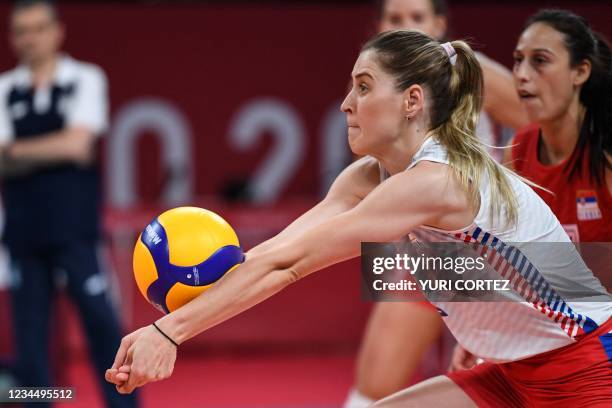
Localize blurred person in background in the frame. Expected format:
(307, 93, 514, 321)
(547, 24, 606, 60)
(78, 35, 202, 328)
(344, 1, 529, 406)
(377, 0, 528, 152)
(0, 1, 137, 407)
(507, 9, 612, 242)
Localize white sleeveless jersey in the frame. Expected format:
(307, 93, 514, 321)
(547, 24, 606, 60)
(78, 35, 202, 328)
(380, 137, 612, 362)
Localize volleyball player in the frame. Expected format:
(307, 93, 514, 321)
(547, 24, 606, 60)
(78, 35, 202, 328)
(345, 2, 530, 405)
(449, 8, 612, 378)
(509, 9, 612, 241)
(106, 30, 611, 406)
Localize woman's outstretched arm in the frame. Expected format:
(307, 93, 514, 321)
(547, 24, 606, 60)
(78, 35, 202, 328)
(247, 156, 380, 257)
(105, 162, 465, 394)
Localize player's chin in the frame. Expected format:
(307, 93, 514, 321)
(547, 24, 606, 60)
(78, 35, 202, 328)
(521, 103, 548, 124)
(348, 133, 367, 156)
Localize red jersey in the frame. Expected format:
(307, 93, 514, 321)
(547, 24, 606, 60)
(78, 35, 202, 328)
(511, 126, 612, 242)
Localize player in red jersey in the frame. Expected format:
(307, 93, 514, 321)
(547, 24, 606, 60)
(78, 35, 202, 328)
(449, 9, 612, 387)
(506, 9, 612, 243)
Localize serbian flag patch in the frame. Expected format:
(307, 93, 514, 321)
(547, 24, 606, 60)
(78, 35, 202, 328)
(576, 190, 602, 221)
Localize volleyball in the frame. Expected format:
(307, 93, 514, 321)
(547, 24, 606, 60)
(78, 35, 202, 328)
(133, 207, 244, 313)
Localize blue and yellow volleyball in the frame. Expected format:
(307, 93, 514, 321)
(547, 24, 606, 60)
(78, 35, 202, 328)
(133, 207, 244, 313)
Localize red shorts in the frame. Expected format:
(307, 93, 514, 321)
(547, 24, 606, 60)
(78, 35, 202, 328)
(448, 318, 612, 407)
(418, 300, 438, 312)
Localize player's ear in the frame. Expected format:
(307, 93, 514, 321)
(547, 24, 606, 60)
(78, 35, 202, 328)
(572, 59, 591, 87)
(402, 84, 424, 119)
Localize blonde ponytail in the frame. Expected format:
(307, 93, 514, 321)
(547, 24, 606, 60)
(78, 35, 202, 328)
(435, 41, 518, 226)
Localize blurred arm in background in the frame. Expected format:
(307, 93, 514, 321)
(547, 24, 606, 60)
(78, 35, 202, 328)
(0, 128, 97, 176)
(479, 54, 529, 130)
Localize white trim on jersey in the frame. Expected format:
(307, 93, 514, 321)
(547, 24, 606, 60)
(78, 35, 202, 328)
(0, 73, 13, 143)
(381, 137, 612, 362)
(62, 58, 109, 134)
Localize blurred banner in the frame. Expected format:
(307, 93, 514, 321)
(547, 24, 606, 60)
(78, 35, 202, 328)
(0, 4, 375, 206)
(0, 3, 610, 207)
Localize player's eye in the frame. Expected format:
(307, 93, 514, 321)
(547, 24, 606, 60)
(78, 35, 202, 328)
(512, 54, 523, 68)
(532, 56, 548, 65)
(388, 14, 401, 26)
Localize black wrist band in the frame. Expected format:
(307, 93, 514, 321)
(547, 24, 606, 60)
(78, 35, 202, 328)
(152, 322, 178, 347)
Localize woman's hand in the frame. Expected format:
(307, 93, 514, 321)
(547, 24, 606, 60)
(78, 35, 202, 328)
(448, 344, 478, 372)
(105, 324, 177, 394)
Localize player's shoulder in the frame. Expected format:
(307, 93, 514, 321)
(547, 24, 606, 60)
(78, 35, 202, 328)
(328, 156, 380, 201)
(396, 160, 454, 194)
(513, 123, 539, 144)
(0, 66, 21, 94)
(0, 67, 16, 82)
(387, 161, 467, 212)
(336, 155, 380, 182)
(405, 159, 453, 184)
(352, 155, 381, 173)
(61, 56, 108, 85)
(508, 124, 539, 169)
(351, 155, 385, 187)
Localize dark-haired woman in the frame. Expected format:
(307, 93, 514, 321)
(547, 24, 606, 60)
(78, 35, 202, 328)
(446, 10, 612, 407)
(509, 9, 612, 242)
